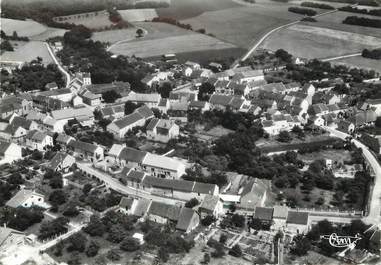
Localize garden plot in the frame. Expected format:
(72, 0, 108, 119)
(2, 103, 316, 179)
(1, 41, 53, 64)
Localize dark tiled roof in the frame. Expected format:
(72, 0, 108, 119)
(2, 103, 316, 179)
(68, 140, 98, 154)
(142, 176, 194, 192)
(0, 141, 11, 156)
(118, 147, 147, 163)
(286, 211, 309, 225)
(146, 118, 160, 131)
(193, 182, 216, 195)
(254, 207, 274, 221)
(176, 207, 198, 231)
(148, 201, 181, 221)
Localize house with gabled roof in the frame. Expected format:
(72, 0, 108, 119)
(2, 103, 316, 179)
(107, 105, 154, 140)
(286, 211, 310, 234)
(141, 153, 186, 179)
(176, 207, 200, 233)
(239, 178, 269, 211)
(118, 167, 146, 188)
(0, 141, 22, 165)
(6, 189, 48, 209)
(55, 133, 75, 150)
(48, 152, 75, 172)
(117, 147, 147, 168)
(254, 207, 274, 226)
(68, 140, 104, 162)
(198, 195, 223, 218)
(25, 130, 53, 151)
(188, 100, 210, 113)
(259, 82, 287, 95)
(146, 118, 179, 143)
(78, 89, 101, 106)
(209, 94, 248, 112)
(125, 92, 161, 108)
(147, 201, 181, 224)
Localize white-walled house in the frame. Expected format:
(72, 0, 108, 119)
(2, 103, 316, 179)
(0, 141, 22, 165)
(141, 153, 186, 179)
(25, 130, 53, 151)
(198, 195, 224, 218)
(146, 118, 179, 143)
(68, 140, 104, 162)
(6, 189, 49, 209)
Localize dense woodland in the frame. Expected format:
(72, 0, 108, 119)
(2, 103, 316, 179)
(58, 26, 154, 91)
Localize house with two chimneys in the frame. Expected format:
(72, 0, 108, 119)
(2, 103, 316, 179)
(146, 118, 179, 143)
(106, 105, 154, 140)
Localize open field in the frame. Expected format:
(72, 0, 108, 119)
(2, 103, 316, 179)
(132, 21, 194, 40)
(119, 8, 158, 22)
(155, 0, 240, 20)
(180, 2, 308, 49)
(260, 23, 381, 59)
(91, 28, 138, 43)
(312, 11, 381, 38)
(1, 41, 54, 64)
(1, 18, 66, 40)
(57, 11, 113, 29)
(332, 55, 381, 73)
(109, 33, 237, 58)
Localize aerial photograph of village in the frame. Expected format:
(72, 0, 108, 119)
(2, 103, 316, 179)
(0, 0, 380, 264)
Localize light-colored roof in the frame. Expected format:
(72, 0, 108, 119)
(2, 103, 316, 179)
(108, 144, 125, 157)
(176, 207, 198, 231)
(51, 107, 93, 120)
(199, 195, 220, 212)
(6, 189, 43, 208)
(127, 92, 161, 103)
(273, 205, 288, 219)
(142, 153, 184, 172)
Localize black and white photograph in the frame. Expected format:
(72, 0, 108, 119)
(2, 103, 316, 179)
(0, 0, 380, 264)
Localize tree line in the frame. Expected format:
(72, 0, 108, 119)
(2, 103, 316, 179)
(343, 16, 381, 28)
(301, 2, 335, 10)
(288, 7, 317, 16)
(339, 5, 381, 16)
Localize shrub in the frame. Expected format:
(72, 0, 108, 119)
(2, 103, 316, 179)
(288, 7, 317, 16)
(301, 2, 334, 9)
(120, 237, 140, 252)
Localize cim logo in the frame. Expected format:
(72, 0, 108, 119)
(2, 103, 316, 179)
(320, 233, 362, 248)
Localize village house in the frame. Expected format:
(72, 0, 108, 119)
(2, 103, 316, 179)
(209, 94, 249, 112)
(41, 116, 66, 133)
(55, 133, 75, 150)
(284, 82, 301, 93)
(157, 98, 171, 114)
(48, 152, 76, 172)
(259, 82, 287, 95)
(25, 130, 53, 151)
(100, 104, 125, 119)
(139, 176, 219, 201)
(115, 147, 147, 168)
(51, 106, 94, 126)
(68, 140, 104, 162)
(146, 118, 179, 143)
(0, 141, 22, 165)
(286, 211, 310, 234)
(0, 95, 33, 119)
(198, 195, 224, 218)
(239, 178, 268, 211)
(176, 207, 200, 233)
(253, 207, 274, 227)
(118, 167, 146, 189)
(188, 100, 210, 113)
(78, 89, 102, 106)
(36, 88, 74, 103)
(141, 153, 186, 179)
(232, 69, 265, 84)
(337, 120, 355, 134)
(45, 82, 58, 90)
(365, 98, 381, 116)
(6, 189, 48, 209)
(86, 81, 130, 95)
(32, 95, 70, 112)
(147, 201, 181, 224)
(107, 105, 154, 140)
(272, 205, 289, 230)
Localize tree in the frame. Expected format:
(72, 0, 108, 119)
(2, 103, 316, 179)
(107, 225, 126, 243)
(198, 82, 215, 101)
(102, 90, 121, 103)
(49, 189, 66, 206)
(124, 101, 143, 115)
(84, 215, 106, 236)
(275, 49, 292, 63)
(49, 174, 63, 189)
(290, 235, 311, 256)
(7, 173, 24, 185)
(136, 28, 144, 37)
(185, 198, 199, 208)
(67, 232, 87, 252)
(157, 82, 172, 98)
(63, 203, 80, 217)
(82, 183, 92, 194)
(38, 217, 69, 240)
(12, 31, 18, 39)
(231, 214, 245, 228)
(219, 234, 227, 244)
(6, 206, 44, 231)
(86, 240, 100, 257)
(277, 131, 292, 143)
(0, 40, 14, 51)
(229, 244, 242, 257)
(120, 237, 140, 252)
(31, 150, 43, 160)
(201, 215, 216, 226)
